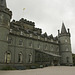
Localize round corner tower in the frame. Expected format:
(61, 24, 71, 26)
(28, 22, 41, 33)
(0, 0, 12, 64)
(58, 23, 73, 66)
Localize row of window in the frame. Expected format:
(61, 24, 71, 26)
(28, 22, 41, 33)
(10, 29, 58, 42)
(8, 38, 59, 51)
(5, 52, 32, 64)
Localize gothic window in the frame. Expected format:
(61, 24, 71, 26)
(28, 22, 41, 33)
(18, 52, 22, 63)
(5, 52, 11, 63)
(19, 39, 23, 46)
(8, 37, 12, 44)
(29, 54, 32, 63)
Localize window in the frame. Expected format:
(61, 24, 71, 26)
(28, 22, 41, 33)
(29, 54, 32, 63)
(51, 39, 53, 42)
(20, 31, 23, 35)
(19, 39, 23, 46)
(51, 46, 53, 51)
(45, 38, 47, 41)
(29, 42, 32, 48)
(66, 48, 68, 51)
(8, 37, 12, 44)
(38, 36, 40, 39)
(10, 29, 12, 33)
(30, 34, 32, 37)
(45, 45, 47, 50)
(18, 52, 22, 63)
(5, 53, 11, 63)
(66, 57, 69, 63)
(38, 44, 40, 49)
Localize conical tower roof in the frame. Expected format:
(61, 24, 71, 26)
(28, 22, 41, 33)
(0, 0, 7, 8)
(61, 22, 67, 34)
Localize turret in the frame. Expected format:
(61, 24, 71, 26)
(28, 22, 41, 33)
(58, 23, 73, 66)
(0, 0, 12, 64)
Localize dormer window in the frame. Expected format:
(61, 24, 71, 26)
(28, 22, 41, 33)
(30, 34, 32, 37)
(38, 36, 40, 39)
(45, 38, 47, 41)
(51, 39, 53, 42)
(20, 31, 23, 35)
(10, 29, 12, 33)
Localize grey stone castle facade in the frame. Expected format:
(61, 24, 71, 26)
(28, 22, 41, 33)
(0, 0, 73, 69)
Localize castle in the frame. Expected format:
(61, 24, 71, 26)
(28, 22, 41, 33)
(0, 0, 73, 69)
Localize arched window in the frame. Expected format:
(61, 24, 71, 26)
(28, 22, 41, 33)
(18, 52, 22, 63)
(5, 52, 11, 63)
(29, 54, 32, 63)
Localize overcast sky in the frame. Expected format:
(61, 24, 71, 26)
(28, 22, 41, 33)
(6, 0, 75, 53)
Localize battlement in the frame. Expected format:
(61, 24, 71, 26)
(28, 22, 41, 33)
(0, 6, 12, 18)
